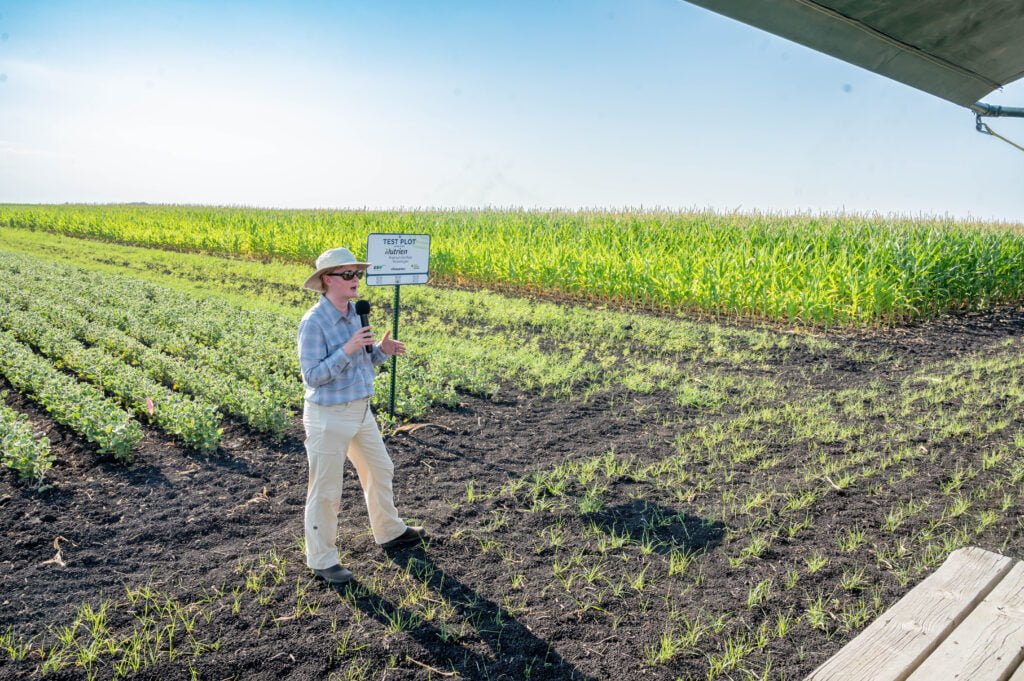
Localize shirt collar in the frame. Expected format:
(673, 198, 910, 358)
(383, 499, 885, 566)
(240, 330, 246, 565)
(318, 296, 354, 324)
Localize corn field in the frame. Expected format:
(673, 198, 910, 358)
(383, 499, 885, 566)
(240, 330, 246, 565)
(2, 204, 1023, 324)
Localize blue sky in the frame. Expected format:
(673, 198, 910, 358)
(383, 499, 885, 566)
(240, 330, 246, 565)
(1, 0, 1022, 221)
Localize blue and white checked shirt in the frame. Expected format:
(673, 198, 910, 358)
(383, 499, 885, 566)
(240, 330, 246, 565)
(297, 297, 387, 405)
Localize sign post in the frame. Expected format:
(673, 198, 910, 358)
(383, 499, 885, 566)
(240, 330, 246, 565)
(365, 233, 430, 419)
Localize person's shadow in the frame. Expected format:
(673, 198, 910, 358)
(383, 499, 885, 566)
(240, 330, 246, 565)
(582, 499, 727, 556)
(334, 545, 597, 680)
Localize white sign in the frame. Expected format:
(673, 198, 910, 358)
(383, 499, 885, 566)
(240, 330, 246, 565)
(365, 233, 431, 286)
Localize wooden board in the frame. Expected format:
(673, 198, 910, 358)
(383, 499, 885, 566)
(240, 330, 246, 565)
(907, 560, 1024, 680)
(806, 547, 1014, 681)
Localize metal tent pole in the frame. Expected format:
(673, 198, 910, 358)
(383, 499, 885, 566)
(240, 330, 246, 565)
(970, 102, 1024, 118)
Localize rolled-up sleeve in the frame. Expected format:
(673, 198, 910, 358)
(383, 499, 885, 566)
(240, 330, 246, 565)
(298, 317, 353, 388)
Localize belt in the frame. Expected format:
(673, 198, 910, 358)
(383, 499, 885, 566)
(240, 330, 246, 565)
(306, 397, 370, 422)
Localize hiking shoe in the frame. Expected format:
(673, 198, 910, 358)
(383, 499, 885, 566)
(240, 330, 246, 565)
(312, 564, 354, 585)
(380, 526, 428, 550)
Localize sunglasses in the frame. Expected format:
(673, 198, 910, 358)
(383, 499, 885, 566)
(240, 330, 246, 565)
(324, 270, 364, 281)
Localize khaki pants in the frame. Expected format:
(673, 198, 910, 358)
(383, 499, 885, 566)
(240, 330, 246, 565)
(303, 398, 406, 570)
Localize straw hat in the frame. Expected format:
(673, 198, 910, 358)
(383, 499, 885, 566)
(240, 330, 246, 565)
(302, 247, 371, 293)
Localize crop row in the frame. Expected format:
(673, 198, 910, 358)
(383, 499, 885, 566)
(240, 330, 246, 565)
(0, 251, 300, 392)
(0, 250, 473, 449)
(0, 276, 291, 437)
(0, 249, 631, 419)
(0, 300, 222, 452)
(0, 260, 298, 388)
(0, 331, 142, 460)
(0, 395, 53, 485)
(3, 204, 1024, 323)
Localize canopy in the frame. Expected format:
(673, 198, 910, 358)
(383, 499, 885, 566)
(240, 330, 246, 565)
(684, 0, 1024, 108)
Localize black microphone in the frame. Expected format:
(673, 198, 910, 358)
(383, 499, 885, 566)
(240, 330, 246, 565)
(354, 300, 372, 353)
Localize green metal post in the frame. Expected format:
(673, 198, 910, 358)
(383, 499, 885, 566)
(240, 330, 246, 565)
(388, 284, 400, 419)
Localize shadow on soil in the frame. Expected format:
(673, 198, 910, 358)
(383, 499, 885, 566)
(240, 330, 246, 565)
(335, 545, 596, 680)
(583, 500, 727, 556)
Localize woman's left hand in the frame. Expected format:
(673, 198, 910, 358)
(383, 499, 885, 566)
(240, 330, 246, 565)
(378, 330, 406, 356)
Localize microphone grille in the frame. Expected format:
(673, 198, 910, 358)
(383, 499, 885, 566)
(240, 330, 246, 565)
(354, 300, 371, 315)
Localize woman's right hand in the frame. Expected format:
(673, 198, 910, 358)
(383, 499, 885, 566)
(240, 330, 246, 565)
(343, 326, 375, 355)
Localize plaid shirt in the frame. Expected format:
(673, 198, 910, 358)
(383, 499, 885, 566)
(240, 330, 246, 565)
(297, 297, 387, 405)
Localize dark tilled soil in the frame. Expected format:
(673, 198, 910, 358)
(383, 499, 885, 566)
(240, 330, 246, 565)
(4, 306, 1024, 681)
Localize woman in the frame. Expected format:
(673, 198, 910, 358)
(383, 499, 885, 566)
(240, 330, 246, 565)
(297, 247, 426, 586)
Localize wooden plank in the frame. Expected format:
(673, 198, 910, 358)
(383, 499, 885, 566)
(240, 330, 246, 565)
(805, 547, 1014, 681)
(1008, 655, 1024, 681)
(907, 561, 1024, 681)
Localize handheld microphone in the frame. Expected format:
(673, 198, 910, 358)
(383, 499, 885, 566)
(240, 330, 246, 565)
(354, 300, 372, 354)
